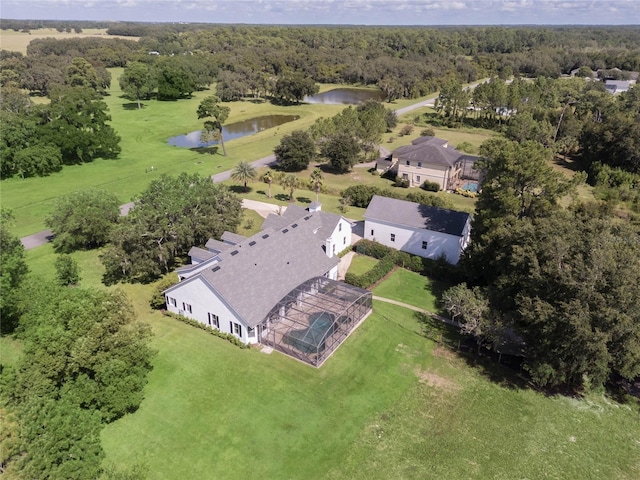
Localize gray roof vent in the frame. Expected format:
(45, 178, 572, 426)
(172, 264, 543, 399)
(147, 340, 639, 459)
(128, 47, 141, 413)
(262, 234, 270, 239)
(230, 250, 239, 256)
(212, 266, 221, 273)
(282, 228, 289, 233)
(291, 223, 298, 228)
(249, 241, 257, 246)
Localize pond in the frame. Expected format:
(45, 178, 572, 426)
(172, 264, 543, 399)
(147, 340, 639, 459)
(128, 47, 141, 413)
(303, 88, 385, 105)
(168, 114, 299, 148)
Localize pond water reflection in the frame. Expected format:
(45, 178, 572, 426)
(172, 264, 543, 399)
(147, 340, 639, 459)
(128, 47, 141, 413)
(303, 88, 385, 105)
(168, 114, 299, 148)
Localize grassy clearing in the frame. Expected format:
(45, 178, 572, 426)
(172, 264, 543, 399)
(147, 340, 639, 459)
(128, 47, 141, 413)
(0, 69, 350, 237)
(101, 301, 429, 479)
(0, 335, 23, 366)
(100, 295, 640, 479)
(328, 321, 640, 480)
(372, 268, 446, 314)
(10, 244, 640, 479)
(347, 254, 379, 276)
(0, 28, 140, 55)
(1, 67, 481, 237)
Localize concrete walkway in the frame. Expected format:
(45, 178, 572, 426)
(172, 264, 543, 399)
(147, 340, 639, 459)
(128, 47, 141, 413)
(242, 198, 285, 219)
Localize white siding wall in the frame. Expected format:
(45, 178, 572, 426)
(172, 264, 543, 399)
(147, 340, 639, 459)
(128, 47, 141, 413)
(165, 278, 255, 344)
(363, 218, 468, 264)
(327, 217, 352, 256)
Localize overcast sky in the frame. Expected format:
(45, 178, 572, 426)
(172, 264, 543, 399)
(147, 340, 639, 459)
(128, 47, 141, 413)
(2, 0, 638, 25)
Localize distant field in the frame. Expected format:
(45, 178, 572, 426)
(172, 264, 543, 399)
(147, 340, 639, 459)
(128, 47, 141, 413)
(0, 28, 139, 54)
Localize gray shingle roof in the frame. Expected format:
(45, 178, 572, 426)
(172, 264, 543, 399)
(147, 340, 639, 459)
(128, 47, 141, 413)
(199, 214, 339, 327)
(221, 231, 247, 245)
(262, 205, 342, 240)
(394, 142, 464, 168)
(188, 246, 217, 262)
(205, 238, 233, 253)
(364, 195, 470, 236)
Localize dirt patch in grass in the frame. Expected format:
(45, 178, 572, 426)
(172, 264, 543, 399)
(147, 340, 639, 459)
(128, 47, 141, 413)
(432, 345, 457, 362)
(415, 367, 461, 392)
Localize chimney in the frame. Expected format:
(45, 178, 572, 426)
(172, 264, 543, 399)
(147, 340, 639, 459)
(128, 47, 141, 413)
(325, 237, 334, 258)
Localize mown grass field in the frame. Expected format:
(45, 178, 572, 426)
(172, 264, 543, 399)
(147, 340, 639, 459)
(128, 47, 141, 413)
(4, 243, 638, 479)
(98, 295, 639, 480)
(0, 28, 140, 55)
(1, 66, 487, 237)
(372, 267, 446, 314)
(346, 254, 379, 276)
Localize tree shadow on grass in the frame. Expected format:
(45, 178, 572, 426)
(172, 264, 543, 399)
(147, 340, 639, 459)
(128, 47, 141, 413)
(414, 311, 529, 391)
(190, 146, 219, 156)
(296, 196, 311, 204)
(122, 102, 145, 110)
(228, 185, 252, 194)
(275, 193, 290, 202)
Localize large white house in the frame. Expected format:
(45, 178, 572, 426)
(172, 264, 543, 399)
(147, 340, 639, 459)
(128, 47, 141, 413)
(164, 204, 372, 367)
(363, 195, 471, 264)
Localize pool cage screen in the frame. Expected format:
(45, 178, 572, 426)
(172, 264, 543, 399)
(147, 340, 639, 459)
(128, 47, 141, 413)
(262, 277, 373, 367)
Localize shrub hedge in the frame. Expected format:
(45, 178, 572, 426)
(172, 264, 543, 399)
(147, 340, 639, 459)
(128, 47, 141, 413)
(346, 239, 458, 288)
(164, 311, 251, 349)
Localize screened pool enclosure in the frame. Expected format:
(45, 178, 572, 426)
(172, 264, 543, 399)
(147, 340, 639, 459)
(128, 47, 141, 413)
(262, 277, 373, 367)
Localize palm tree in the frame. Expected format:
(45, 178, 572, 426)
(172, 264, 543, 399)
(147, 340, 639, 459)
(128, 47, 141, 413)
(262, 170, 274, 198)
(281, 174, 300, 202)
(231, 161, 257, 192)
(309, 168, 324, 202)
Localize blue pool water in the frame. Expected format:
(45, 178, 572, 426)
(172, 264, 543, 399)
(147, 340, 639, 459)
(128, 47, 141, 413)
(462, 182, 478, 193)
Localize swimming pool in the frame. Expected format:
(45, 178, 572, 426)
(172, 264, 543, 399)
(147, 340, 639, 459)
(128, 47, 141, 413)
(462, 181, 479, 193)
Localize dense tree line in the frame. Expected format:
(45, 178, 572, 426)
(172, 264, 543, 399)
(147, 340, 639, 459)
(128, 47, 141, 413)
(0, 283, 154, 478)
(101, 173, 243, 283)
(0, 205, 155, 477)
(442, 137, 640, 392)
(4, 24, 638, 105)
(0, 86, 121, 178)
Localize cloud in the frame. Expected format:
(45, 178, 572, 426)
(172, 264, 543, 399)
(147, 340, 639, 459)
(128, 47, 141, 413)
(1, 0, 637, 24)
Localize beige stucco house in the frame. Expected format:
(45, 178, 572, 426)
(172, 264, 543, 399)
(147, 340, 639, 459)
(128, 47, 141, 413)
(377, 136, 479, 190)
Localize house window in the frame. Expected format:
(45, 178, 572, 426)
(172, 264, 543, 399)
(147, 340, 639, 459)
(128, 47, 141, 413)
(333, 244, 336, 254)
(405, 160, 410, 166)
(208, 313, 219, 329)
(390, 233, 396, 242)
(417, 162, 422, 168)
(230, 321, 242, 337)
(416, 175, 421, 183)
(422, 241, 428, 250)
(248, 327, 255, 338)
(167, 296, 177, 307)
(402, 173, 408, 180)
(182, 302, 192, 314)
(343, 236, 347, 245)
(339, 223, 342, 232)
(370, 229, 374, 236)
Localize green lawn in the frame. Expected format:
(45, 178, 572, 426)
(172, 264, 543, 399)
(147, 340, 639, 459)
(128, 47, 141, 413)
(347, 254, 379, 276)
(373, 268, 446, 314)
(1, 69, 483, 237)
(0, 70, 354, 237)
(9, 245, 640, 480)
(101, 298, 640, 480)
